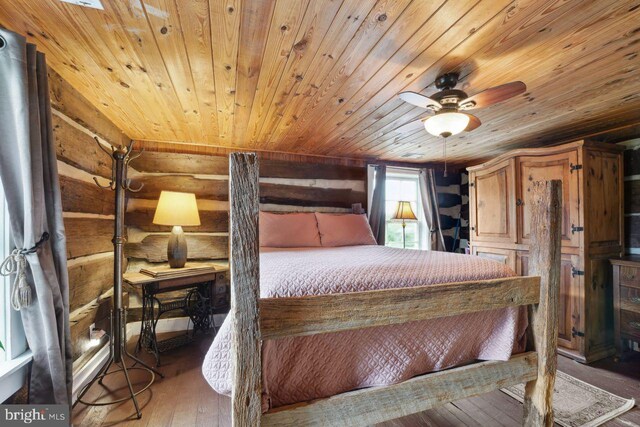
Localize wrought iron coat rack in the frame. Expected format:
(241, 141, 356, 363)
(76, 139, 163, 419)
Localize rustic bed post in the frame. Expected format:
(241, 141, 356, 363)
(523, 180, 562, 426)
(229, 153, 262, 426)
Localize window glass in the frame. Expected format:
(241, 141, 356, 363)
(0, 180, 26, 364)
(384, 170, 428, 250)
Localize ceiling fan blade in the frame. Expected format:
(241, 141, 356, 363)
(399, 91, 442, 110)
(459, 81, 526, 110)
(464, 113, 481, 131)
(395, 119, 426, 134)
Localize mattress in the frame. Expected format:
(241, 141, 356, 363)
(202, 246, 527, 410)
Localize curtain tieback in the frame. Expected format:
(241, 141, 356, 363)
(0, 232, 49, 310)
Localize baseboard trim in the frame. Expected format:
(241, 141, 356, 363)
(72, 313, 226, 404)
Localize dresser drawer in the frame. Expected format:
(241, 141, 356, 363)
(620, 266, 640, 289)
(621, 286, 640, 313)
(620, 310, 640, 339)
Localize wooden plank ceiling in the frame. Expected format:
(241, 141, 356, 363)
(0, 0, 639, 164)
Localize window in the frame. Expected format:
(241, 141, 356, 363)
(0, 179, 30, 402)
(384, 169, 428, 250)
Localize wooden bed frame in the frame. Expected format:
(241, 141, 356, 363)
(227, 153, 561, 427)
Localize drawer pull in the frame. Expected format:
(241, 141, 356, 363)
(631, 297, 640, 304)
(630, 322, 640, 330)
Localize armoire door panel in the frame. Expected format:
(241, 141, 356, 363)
(470, 159, 516, 243)
(471, 246, 516, 272)
(585, 150, 623, 249)
(518, 252, 582, 350)
(517, 150, 580, 247)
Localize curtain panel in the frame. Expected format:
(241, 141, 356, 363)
(0, 28, 72, 405)
(368, 164, 386, 245)
(418, 169, 446, 251)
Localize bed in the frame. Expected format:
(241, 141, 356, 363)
(212, 153, 561, 427)
(203, 246, 528, 410)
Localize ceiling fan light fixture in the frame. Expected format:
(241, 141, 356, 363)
(424, 112, 469, 138)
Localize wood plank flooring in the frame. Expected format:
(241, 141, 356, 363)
(73, 334, 640, 426)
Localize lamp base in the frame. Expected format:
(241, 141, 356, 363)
(168, 225, 187, 268)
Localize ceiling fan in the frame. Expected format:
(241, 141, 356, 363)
(399, 73, 526, 138)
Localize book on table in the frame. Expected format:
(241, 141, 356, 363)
(139, 264, 217, 278)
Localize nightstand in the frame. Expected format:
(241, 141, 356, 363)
(611, 257, 640, 360)
(124, 266, 229, 366)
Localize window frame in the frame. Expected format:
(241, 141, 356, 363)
(0, 179, 31, 402)
(384, 168, 429, 250)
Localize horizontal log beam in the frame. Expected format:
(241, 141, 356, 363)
(64, 217, 114, 259)
(260, 276, 540, 339)
(125, 234, 229, 262)
(132, 175, 228, 201)
(125, 208, 228, 232)
(59, 175, 115, 215)
(262, 352, 538, 427)
(259, 183, 366, 209)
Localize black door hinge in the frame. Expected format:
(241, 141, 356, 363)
(571, 224, 584, 234)
(571, 266, 585, 277)
(570, 163, 583, 173)
(571, 327, 585, 338)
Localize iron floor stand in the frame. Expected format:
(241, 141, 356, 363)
(76, 140, 163, 419)
(76, 308, 164, 418)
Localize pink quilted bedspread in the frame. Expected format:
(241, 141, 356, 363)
(202, 246, 527, 410)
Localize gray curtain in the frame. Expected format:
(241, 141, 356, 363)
(368, 164, 386, 245)
(0, 28, 72, 405)
(419, 169, 446, 251)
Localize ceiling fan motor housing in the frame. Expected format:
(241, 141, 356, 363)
(432, 89, 467, 106)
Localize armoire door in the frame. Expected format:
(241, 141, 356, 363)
(471, 246, 516, 271)
(517, 150, 581, 247)
(518, 252, 582, 350)
(469, 158, 517, 243)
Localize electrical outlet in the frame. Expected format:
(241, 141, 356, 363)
(89, 322, 95, 338)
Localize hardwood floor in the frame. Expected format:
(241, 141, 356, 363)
(73, 334, 640, 427)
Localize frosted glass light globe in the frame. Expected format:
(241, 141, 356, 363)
(424, 112, 470, 137)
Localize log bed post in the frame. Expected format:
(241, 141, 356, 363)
(523, 180, 562, 426)
(229, 153, 262, 426)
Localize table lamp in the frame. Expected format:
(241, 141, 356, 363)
(392, 201, 418, 249)
(152, 191, 201, 268)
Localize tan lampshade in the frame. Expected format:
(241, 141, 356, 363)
(152, 191, 201, 226)
(392, 201, 418, 221)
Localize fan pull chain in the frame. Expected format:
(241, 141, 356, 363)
(443, 136, 448, 178)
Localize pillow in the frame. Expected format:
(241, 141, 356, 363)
(259, 212, 321, 247)
(315, 213, 377, 247)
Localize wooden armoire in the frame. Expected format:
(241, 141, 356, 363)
(467, 140, 624, 363)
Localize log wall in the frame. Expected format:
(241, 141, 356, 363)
(124, 146, 368, 267)
(49, 68, 127, 370)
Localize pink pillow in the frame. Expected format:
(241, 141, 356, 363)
(259, 212, 321, 247)
(315, 213, 377, 247)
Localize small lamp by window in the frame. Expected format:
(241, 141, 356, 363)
(153, 191, 201, 268)
(392, 201, 418, 249)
